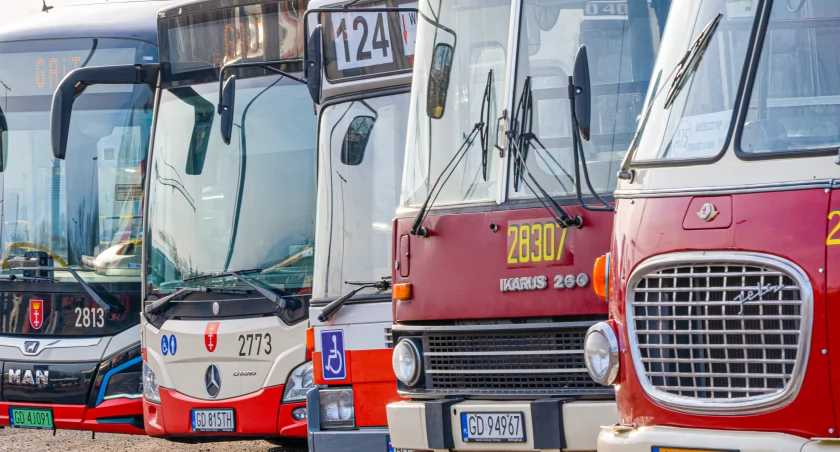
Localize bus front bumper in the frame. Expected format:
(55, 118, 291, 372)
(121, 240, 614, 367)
(307, 387, 393, 452)
(386, 399, 616, 451)
(143, 385, 306, 438)
(599, 425, 840, 451)
(0, 399, 145, 435)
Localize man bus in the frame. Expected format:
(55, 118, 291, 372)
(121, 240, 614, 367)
(0, 0, 174, 434)
(303, 1, 415, 451)
(589, 0, 840, 450)
(386, 0, 671, 450)
(51, 0, 318, 443)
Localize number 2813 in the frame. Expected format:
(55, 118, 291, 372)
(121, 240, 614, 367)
(507, 222, 568, 264)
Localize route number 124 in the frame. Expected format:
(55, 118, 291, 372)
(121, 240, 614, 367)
(332, 11, 393, 70)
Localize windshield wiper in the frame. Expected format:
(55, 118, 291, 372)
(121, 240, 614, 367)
(28, 267, 123, 314)
(664, 13, 722, 109)
(619, 13, 723, 179)
(411, 69, 492, 236)
(144, 286, 249, 315)
(0, 274, 57, 282)
(184, 269, 302, 311)
(317, 278, 391, 322)
(507, 77, 585, 227)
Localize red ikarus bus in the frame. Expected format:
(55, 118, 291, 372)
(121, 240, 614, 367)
(385, 0, 671, 451)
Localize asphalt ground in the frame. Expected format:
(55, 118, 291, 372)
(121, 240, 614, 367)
(0, 428, 308, 451)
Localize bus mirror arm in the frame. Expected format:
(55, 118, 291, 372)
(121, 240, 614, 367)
(50, 64, 159, 160)
(568, 46, 613, 212)
(305, 25, 323, 105)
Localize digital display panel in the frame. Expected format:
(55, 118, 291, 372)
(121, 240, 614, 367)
(158, 0, 306, 86)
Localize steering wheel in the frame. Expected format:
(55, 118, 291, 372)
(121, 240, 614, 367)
(2, 241, 69, 268)
(787, 0, 806, 13)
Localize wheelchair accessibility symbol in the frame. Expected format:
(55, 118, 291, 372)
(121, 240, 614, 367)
(321, 329, 346, 380)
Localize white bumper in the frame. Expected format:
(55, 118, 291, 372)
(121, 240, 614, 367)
(599, 424, 840, 452)
(387, 399, 616, 451)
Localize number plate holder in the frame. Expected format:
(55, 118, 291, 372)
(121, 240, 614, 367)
(190, 408, 235, 432)
(9, 407, 54, 429)
(460, 411, 526, 443)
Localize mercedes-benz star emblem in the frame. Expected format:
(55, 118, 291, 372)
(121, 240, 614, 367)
(205, 364, 221, 398)
(212, 302, 220, 316)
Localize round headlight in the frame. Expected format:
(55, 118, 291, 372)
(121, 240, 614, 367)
(584, 322, 620, 386)
(392, 338, 421, 386)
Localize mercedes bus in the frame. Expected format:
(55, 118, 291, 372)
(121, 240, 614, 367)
(302, 1, 415, 451)
(51, 0, 318, 443)
(385, 0, 671, 450)
(0, 0, 174, 435)
(589, 0, 840, 450)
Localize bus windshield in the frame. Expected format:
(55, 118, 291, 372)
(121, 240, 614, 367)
(508, 0, 669, 200)
(313, 92, 409, 299)
(147, 1, 317, 310)
(633, 0, 840, 161)
(400, 0, 511, 207)
(0, 38, 156, 282)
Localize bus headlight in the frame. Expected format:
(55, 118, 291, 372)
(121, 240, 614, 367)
(142, 362, 160, 404)
(392, 338, 422, 386)
(319, 388, 354, 428)
(282, 361, 314, 402)
(584, 322, 620, 385)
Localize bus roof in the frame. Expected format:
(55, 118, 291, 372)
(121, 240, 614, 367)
(0, 0, 178, 45)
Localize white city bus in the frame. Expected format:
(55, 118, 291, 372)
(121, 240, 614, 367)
(52, 0, 319, 444)
(302, 1, 415, 451)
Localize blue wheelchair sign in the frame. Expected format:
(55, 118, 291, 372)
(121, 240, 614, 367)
(321, 329, 346, 380)
(161, 335, 169, 356)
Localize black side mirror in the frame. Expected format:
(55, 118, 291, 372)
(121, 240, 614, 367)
(306, 25, 323, 104)
(427, 43, 454, 119)
(572, 45, 591, 141)
(219, 75, 236, 145)
(170, 87, 214, 176)
(51, 64, 159, 159)
(341, 116, 376, 166)
(0, 109, 7, 172)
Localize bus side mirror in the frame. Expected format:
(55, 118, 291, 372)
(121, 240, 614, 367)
(219, 75, 236, 145)
(341, 116, 375, 166)
(306, 25, 323, 104)
(572, 45, 591, 141)
(51, 64, 159, 159)
(427, 43, 454, 119)
(0, 110, 7, 172)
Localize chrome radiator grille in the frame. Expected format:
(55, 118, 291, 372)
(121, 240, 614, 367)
(628, 253, 811, 413)
(417, 325, 610, 396)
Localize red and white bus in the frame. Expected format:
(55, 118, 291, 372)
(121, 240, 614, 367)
(386, 0, 671, 450)
(588, 0, 840, 450)
(303, 1, 415, 451)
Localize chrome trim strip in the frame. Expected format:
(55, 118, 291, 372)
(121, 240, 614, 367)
(625, 251, 813, 416)
(615, 179, 832, 199)
(0, 337, 103, 356)
(425, 368, 587, 375)
(392, 320, 599, 333)
(424, 350, 582, 357)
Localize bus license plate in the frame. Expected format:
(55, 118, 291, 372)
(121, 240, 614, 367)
(190, 409, 235, 432)
(460, 412, 525, 443)
(9, 407, 53, 429)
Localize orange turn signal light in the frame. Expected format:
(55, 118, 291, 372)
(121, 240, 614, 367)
(593, 253, 610, 301)
(393, 283, 412, 301)
(305, 327, 315, 360)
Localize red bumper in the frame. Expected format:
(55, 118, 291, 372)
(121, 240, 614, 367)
(0, 399, 144, 435)
(144, 385, 306, 438)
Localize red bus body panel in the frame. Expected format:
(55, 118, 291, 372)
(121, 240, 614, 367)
(0, 399, 144, 435)
(392, 204, 613, 322)
(611, 190, 835, 438)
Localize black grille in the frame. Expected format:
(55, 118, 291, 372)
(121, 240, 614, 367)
(416, 327, 608, 395)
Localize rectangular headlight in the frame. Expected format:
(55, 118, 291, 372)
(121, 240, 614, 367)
(318, 388, 354, 429)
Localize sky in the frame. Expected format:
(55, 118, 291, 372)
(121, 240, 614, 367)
(0, 0, 112, 27)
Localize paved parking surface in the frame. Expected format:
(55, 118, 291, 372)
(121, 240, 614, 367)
(0, 428, 307, 451)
